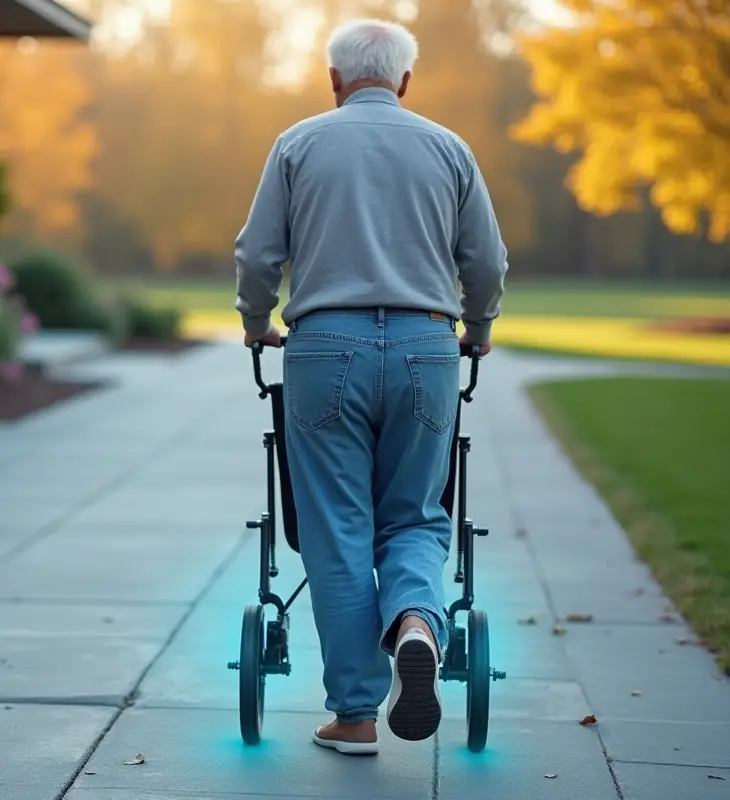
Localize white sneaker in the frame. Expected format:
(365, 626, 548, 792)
(386, 627, 442, 741)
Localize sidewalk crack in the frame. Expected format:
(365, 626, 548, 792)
(431, 730, 441, 800)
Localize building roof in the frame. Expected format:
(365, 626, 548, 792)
(0, 0, 92, 39)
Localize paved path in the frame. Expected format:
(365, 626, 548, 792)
(1, 344, 729, 800)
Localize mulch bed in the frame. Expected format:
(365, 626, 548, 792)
(647, 317, 730, 335)
(0, 366, 102, 422)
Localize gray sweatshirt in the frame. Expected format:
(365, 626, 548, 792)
(235, 87, 508, 343)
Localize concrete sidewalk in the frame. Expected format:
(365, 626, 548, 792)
(1, 343, 729, 800)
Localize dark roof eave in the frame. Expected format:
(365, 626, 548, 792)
(6, 0, 93, 40)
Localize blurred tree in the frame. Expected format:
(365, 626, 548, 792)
(0, 42, 97, 242)
(406, 0, 535, 252)
(0, 162, 10, 224)
(512, 0, 730, 243)
(79, 194, 156, 276)
(12, 0, 721, 278)
(84, 0, 276, 270)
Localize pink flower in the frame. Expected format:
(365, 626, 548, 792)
(0, 264, 14, 292)
(0, 361, 24, 382)
(20, 311, 39, 334)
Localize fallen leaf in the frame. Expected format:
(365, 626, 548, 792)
(544, 773, 558, 779)
(518, 616, 538, 625)
(630, 689, 643, 697)
(566, 613, 594, 623)
(708, 775, 726, 780)
(579, 714, 597, 726)
(552, 623, 567, 636)
(660, 613, 677, 623)
(629, 587, 645, 596)
(122, 754, 145, 766)
(675, 637, 699, 646)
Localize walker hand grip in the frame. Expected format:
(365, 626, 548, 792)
(250, 342, 268, 398)
(251, 337, 288, 351)
(250, 337, 288, 398)
(460, 344, 480, 402)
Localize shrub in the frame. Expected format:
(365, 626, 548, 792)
(119, 295, 181, 340)
(8, 249, 116, 338)
(0, 162, 11, 222)
(0, 296, 19, 361)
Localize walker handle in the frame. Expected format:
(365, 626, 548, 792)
(250, 338, 286, 398)
(460, 344, 480, 403)
(251, 338, 479, 399)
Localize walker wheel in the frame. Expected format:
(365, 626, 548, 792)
(239, 604, 265, 745)
(466, 608, 490, 753)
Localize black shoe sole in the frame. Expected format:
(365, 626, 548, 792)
(388, 639, 441, 741)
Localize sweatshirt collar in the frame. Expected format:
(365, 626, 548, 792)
(343, 87, 401, 107)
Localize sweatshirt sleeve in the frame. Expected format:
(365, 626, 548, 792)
(234, 136, 290, 337)
(454, 150, 508, 345)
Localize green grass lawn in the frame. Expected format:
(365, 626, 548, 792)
(105, 278, 730, 319)
(499, 280, 730, 318)
(530, 377, 730, 674)
(105, 279, 239, 312)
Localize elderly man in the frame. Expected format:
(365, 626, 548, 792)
(235, 18, 507, 754)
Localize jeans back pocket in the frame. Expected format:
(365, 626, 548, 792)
(285, 351, 353, 431)
(406, 353, 460, 434)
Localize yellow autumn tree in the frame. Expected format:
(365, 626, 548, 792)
(512, 0, 730, 242)
(0, 41, 97, 240)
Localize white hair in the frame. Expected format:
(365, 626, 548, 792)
(326, 18, 419, 88)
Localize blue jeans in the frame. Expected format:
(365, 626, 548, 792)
(283, 308, 460, 724)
